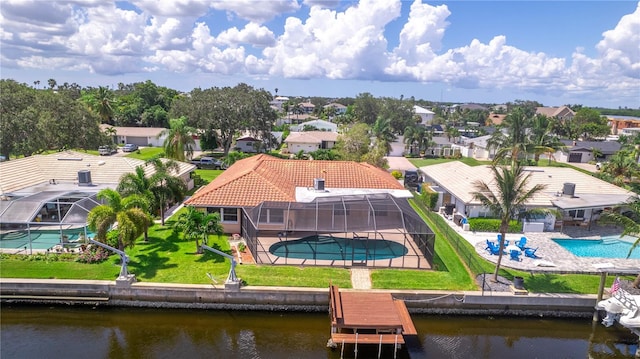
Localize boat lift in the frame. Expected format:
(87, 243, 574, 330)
(201, 244, 241, 290)
(88, 239, 135, 285)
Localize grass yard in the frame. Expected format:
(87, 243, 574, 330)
(409, 157, 490, 168)
(195, 169, 224, 183)
(125, 147, 165, 161)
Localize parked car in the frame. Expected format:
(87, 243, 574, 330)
(122, 144, 138, 152)
(190, 157, 227, 170)
(98, 145, 117, 156)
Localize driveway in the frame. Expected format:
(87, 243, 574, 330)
(384, 156, 416, 173)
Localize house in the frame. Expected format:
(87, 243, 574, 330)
(607, 116, 640, 135)
(419, 161, 636, 231)
(452, 134, 494, 160)
(451, 103, 489, 113)
(486, 113, 507, 126)
(284, 131, 339, 154)
(291, 119, 338, 132)
(0, 151, 196, 253)
(276, 113, 317, 126)
(298, 101, 316, 114)
(323, 103, 347, 116)
(270, 96, 289, 111)
(535, 106, 575, 121)
(555, 140, 622, 163)
(234, 135, 262, 153)
(184, 154, 435, 269)
(100, 124, 166, 147)
(413, 105, 435, 126)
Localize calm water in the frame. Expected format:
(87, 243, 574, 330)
(1, 306, 638, 359)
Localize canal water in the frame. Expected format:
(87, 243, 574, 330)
(1, 306, 638, 358)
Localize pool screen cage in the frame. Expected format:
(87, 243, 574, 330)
(241, 193, 435, 269)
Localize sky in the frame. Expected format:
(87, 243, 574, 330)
(1, 0, 639, 108)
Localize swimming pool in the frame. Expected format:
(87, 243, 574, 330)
(552, 236, 640, 260)
(269, 235, 408, 261)
(0, 229, 93, 250)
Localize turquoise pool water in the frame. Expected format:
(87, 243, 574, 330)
(0, 229, 93, 250)
(269, 235, 408, 261)
(552, 236, 639, 259)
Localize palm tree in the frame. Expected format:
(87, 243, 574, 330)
(146, 158, 187, 226)
(599, 197, 640, 288)
(403, 125, 424, 156)
(86, 189, 151, 251)
(371, 116, 395, 155)
(174, 206, 223, 254)
(160, 116, 196, 161)
(117, 166, 155, 241)
(95, 86, 115, 124)
(472, 163, 548, 282)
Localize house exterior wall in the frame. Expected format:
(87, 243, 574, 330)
(236, 140, 258, 153)
(288, 143, 319, 153)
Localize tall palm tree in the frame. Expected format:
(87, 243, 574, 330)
(472, 163, 548, 282)
(117, 166, 155, 241)
(599, 197, 640, 288)
(371, 116, 395, 155)
(146, 158, 187, 226)
(403, 125, 425, 156)
(95, 86, 115, 124)
(86, 189, 151, 251)
(160, 116, 196, 161)
(174, 206, 223, 254)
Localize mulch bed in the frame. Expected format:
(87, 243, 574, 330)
(231, 246, 255, 264)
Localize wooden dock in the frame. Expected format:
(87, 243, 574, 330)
(328, 284, 417, 355)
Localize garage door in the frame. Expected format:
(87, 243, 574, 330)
(568, 152, 582, 163)
(126, 137, 148, 146)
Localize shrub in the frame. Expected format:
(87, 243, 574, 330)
(390, 170, 403, 179)
(75, 246, 111, 264)
(237, 242, 246, 252)
(418, 184, 438, 210)
(467, 218, 522, 233)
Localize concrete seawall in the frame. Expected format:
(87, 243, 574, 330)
(0, 278, 598, 318)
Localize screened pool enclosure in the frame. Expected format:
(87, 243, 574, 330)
(240, 193, 435, 269)
(0, 191, 100, 254)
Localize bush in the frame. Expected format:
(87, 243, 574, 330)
(75, 246, 111, 264)
(467, 218, 522, 233)
(237, 242, 246, 252)
(418, 184, 438, 210)
(390, 170, 403, 179)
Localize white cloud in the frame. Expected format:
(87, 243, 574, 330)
(216, 22, 276, 47)
(210, 0, 300, 23)
(132, 0, 211, 17)
(595, 2, 640, 79)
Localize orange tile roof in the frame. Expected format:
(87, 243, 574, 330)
(185, 154, 404, 207)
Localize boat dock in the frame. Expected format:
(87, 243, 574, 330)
(328, 284, 417, 357)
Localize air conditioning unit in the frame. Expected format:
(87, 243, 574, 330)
(314, 178, 325, 191)
(78, 170, 92, 186)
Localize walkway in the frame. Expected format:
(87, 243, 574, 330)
(350, 268, 372, 289)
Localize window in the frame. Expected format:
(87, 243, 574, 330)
(207, 207, 238, 223)
(568, 209, 585, 219)
(259, 209, 284, 224)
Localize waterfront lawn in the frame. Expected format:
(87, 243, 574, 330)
(0, 256, 122, 280)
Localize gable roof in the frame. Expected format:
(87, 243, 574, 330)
(414, 105, 435, 115)
(421, 161, 635, 209)
(285, 131, 339, 144)
(185, 154, 404, 207)
(561, 140, 621, 154)
(535, 106, 575, 118)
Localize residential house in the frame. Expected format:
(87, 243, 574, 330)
(184, 154, 434, 268)
(555, 140, 622, 163)
(276, 113, 317, 126)
(536, 106, 575, 121)
(270, 96, 289, 111)
(100, 124, 166, 147)
(284, 131, 339, 154)
(420, 161, 636, 232)
(323, 103, 347, 116)
(486, 113, 507, 126)
(234, 135, 262, 153)
(414, 105, 435, 126)
(451, 134, 494, 160)
(292, 119, 338, 132)
(298, 101, 316, 114)
(607, 116, 640, 135)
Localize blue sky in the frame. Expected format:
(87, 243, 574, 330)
(1, 1, 638, 108)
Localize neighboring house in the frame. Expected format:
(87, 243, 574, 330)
(451, 103, 489, 112)
(184, 154, 435, 269)
(535, 106, 575, 121)
(554, 140, 622, 163)
(420, 161, 637, 232)
(100, 124, 166, 147)
(284, 131, 339, 154)
(276, 114, 317, 126)
(270, 96, 289, 111)
(452, 134, 494, 160)
(619, 127, 640, 137)
(414, 105, 435, 126)
(234, 135, 261, 153)
(292, 119, 338, 132)
(486, 113, 507, 126)
(606, 115, 640, 135)
(323, 103, 347, 116)
(0, 151, 196, 253)
(299, 101, 316, 114)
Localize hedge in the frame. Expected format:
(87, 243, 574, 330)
(467, 218, 521, 233)
(418, 184, 438, 210)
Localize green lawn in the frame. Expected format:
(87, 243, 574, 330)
(125, 147, 165, 161)
(409, 157, 490, 168)
(195, 169, 224, 183)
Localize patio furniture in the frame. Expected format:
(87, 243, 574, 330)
(485, 240, 501, 255)
(515, 237, 527, 251)
(509, 250, 522, 261)
(524, 247, 540, 259)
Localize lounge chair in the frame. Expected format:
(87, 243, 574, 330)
(515, 237, 527, 251)
(485, 240, 501, 255)
(524, 247, 539, 259)
(509, 250, 522, 261)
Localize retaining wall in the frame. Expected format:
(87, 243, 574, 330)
(0, 278, 598, 318)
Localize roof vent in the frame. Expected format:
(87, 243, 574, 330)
(78, 170, 92, 186)
(313, 178, 325, 192)
(562, 182, 576, 197)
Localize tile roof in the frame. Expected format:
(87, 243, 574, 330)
(535, 106, 575, 118)
(185, 154, 404, 207)
(100, 124, 166, 137)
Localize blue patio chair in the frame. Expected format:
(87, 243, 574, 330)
(515, 237, 527, 250)
(485, 240, 501, 255)
(509, 250, 522, 261)
(524, 247, 539, 259)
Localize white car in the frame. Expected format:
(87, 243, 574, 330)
(122, 144, 138, 152)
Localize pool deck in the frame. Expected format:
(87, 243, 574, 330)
(439, 213, 640, 274)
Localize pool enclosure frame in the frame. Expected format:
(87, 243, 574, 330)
(240, 193, 435, 269)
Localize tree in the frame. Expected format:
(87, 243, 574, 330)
(175, 206, 223, 254)
(599, 197, 640, 288)
(371, 116, 395, 155)
(471, 163, 547, 282)
(86, 189, 151, 251)
(160, 116, 196, 161)
(116, 166, 155, 241)
(529, 114, 565, 163)
(572, 108, 610, 140)
(334, 123, 370, 161)
(95, 86, 115, 123)
(146, 158, 187, 226)
(352, 92, 379, 125)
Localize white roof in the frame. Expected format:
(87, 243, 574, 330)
(414, 105, 435, 115)
(421, 161, 636, 209)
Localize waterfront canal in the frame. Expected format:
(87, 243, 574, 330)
(1, 306, 638, 358)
